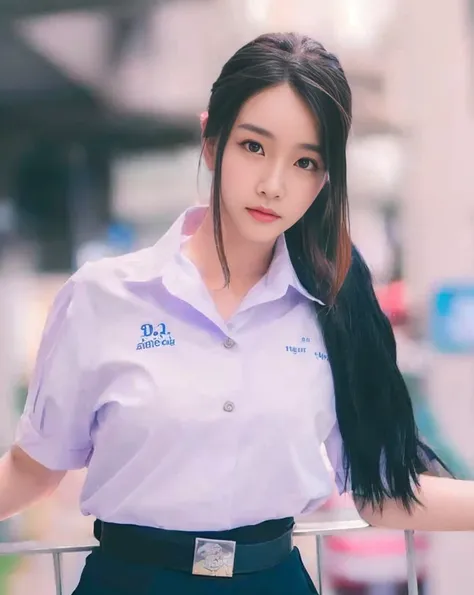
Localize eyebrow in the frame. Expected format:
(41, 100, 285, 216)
(237, 123, 323, 154)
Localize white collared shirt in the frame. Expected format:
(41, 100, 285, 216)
(15, 206, 347, 531)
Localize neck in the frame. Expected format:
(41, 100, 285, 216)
(185, 209, 275, 291)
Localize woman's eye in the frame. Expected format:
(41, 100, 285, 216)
(243, 141, 263, 154)
(296, 157, 318, 171)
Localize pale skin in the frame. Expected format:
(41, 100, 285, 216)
(2, 83, 474, 532)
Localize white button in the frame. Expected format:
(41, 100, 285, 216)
(223, 337, 236, 349)
(223, 401, 235, 413)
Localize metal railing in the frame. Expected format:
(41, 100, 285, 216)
(0, 517, 419, 595)
(293, 517, 418, 595)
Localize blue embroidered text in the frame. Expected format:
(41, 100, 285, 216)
(136, 323, 176, 350)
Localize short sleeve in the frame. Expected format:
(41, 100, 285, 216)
(15, 267, 95, 471)
(324, 421, 351, 494)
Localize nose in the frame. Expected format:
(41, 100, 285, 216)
(257, 163, 285, 200)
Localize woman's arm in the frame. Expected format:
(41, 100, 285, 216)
(0, 446, 66, 521)
(357, 474, 474, 531)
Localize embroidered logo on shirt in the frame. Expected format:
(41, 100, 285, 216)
(285, 345, 308, 354)
(136, 323, 176, 351)
(285, 337, 328, 360)
(286, 336, 310, 354)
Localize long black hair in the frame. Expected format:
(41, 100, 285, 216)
(203, 32, 447, 511)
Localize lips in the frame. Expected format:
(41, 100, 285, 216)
(246, 207, 281, 223)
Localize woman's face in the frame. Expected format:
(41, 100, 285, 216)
(215, 83, 328, 245)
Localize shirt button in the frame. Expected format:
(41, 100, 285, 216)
(223, 401, 235, 413)
(223, 337, 236, 349)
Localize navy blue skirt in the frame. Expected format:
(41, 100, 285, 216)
(72, 546, 318, 594)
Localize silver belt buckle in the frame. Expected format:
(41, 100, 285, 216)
(192, 537, 236, 578)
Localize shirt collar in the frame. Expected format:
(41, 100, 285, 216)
(268, 234, 326, 306)
(129, 206, 325, 305)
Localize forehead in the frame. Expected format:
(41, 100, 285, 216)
(234, 83, 320, 143)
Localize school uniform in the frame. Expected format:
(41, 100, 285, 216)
(15, 206, 353, 594)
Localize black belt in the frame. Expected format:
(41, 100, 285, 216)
(96, 518, 294, 577)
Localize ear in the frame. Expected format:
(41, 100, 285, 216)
(315, 172, 330, 197)
(200, 111, 216, 171)
(200, 111, 208, 135)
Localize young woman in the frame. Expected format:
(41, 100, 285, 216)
(3, 32, 473, 595)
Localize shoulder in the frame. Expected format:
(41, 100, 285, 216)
(333, 244, 396, 355)
(341, 245, 375, 297)
(65, 244, 166, 308)
(46, 245, 161, 332)
(334, 244, 384, 314)
(73, 245, 160, 288)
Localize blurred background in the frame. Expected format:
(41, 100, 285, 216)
(0, 0, 473, 593)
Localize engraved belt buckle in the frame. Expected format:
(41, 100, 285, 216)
(192, 537, 237, 578)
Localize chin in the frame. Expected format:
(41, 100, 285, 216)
(222, 206, 285, 244)
(238, 223, 283, 245)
